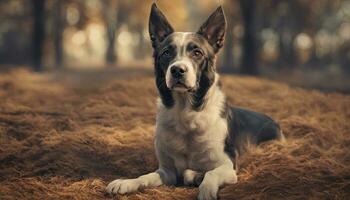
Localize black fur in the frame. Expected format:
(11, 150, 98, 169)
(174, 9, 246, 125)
(149, 4, 176, 108)
(154, 60, 175, 108)
(224, 107, 283, 161)
(152, 33, 218, 110)
(197, 6, 226, 53)
(191, 59, 215, 110)
(149, 3, 174, 49)
(148, 3, 284, 180)
(149, 5, 226, 110)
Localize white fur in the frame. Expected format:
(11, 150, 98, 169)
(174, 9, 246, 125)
(106, 35, 237, 199)
(156, 73, 237, 199)
(166, 59, 197, 90)
(106, 172, 162, 195)
(183, 169, 199, 185)
(165, 32, 197, 91)
(106, 74, 236, 200)
(172, 32, 192, 54)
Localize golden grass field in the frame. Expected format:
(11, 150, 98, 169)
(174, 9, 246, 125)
(0, 68, 349, 200)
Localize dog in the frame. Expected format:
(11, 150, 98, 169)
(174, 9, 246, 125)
(106, 3, 284, 200)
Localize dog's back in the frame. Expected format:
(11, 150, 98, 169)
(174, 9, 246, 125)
(224, 106, 284, 166)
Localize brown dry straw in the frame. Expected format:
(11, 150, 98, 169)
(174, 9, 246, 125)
(0, 68, 349, 199)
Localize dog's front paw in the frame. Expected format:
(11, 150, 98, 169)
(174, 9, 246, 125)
(231, 172, 238, 184)
(183, 169, 197, 186)
(106, 179, 142, 195)
(184, 169, 204, 186)
(197, 181, 219, 200)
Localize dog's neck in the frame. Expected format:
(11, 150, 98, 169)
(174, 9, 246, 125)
(170, 72, 223, 112)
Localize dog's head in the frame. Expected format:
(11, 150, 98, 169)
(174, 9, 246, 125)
(149, 3, 226, 107)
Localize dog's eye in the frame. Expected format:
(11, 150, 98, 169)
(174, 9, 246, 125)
(162, 50, 171, 58)
(192, 49, 203, 58)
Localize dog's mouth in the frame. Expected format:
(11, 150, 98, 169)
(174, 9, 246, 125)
(170, 81, 194, 92)
(172, 82, 187, 88)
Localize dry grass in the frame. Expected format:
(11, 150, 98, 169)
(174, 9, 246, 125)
(0, 68, 349, 200)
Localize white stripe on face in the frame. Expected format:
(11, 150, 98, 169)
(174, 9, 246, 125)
(165, 32, 197, 91)
(172, 32, 192, 58)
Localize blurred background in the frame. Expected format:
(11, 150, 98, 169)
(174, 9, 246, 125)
(0, 0, 349, 92)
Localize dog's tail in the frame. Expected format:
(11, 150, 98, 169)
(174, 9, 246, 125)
(278, 129, 286, 143)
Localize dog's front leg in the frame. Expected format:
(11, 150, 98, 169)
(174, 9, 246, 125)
(106, 172, 162, 195)
(197, 161, 237, 200)
(106, 168, 176, 195)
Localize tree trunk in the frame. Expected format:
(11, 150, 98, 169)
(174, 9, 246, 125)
(103, 1, 118, 64)
(277, 1, 297, 68)
(32, 0, 45, 71)
(54, 0, 64, 68)
(134, 24, 146, 59)
(239, 0, 258, 75)
(278, 28, 296, 67)
(105, 27, 117, 64)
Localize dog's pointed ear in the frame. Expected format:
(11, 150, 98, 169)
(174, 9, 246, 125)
(197, 6, 226, 53)
(149, 3, 174, 49)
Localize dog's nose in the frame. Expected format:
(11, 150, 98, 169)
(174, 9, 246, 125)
(170, 65, 187, 78)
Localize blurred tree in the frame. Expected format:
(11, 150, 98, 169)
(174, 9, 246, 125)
(133, 23, 147, 59)
(54, 0, 65, 68)
(240, 0, 258, 75)
(221, 0, 237, 72)
(32, 0, 45, 71)
(338, 42, 350, 72)
(276, 1, 297, 68)
(103, 0, 119, 64)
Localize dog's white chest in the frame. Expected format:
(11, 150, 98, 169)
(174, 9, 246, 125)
(156, 106, 229, 172)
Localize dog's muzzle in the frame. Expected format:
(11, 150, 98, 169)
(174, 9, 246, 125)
(166, 61, 196, 92)
(170, 64, 187, 79)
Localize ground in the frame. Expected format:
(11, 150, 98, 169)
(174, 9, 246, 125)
(0, 67, 349, 200)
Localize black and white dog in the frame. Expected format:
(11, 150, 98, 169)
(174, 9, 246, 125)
(106, 4, 284, 200)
